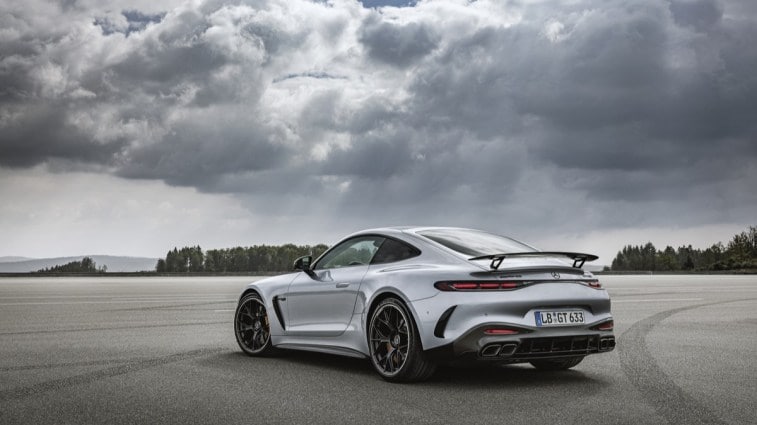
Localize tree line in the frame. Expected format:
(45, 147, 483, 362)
(156, 244, 329, 273)
(611, 226, 757, 271)
(37, 257, 107, 273)
(154, 225, 757, 273)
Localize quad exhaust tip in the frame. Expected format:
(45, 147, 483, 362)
(599, 337, 616, 351)
(481, 344, 501, 357)
(499, 343, 518, 356)
(480, 343, 519, 358)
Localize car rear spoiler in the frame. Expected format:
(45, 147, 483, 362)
(469, 252, 599, 270)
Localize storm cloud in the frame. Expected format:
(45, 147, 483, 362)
(1, 0, 756, 258)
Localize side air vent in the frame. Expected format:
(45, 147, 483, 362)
(272, 296, 286, 329)
(434, 306, 457, 338)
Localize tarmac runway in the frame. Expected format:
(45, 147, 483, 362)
(1, 275, 755, 424)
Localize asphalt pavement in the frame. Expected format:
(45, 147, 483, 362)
(1, 275, 755, 425)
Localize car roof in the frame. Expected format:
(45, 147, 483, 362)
(335, 227, 477, 265)
(353, 226, 481, 235)
(345, 226, 494, 252)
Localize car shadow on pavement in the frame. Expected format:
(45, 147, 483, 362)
(205, 351, 610, 389)
(214, 350, 375, 375)
(427, 363, 610, 388)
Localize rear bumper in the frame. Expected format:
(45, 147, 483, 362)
(410, 282, 613, 352)
(425, 323, 615, 363)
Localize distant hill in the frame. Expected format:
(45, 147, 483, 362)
(0, 256, 34, 263)
(0, 256, 159, 273)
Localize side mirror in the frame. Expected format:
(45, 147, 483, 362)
(293, 255, 312, 271)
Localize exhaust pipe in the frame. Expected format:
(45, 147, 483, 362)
(498, 343, 519, 357)
(481, 344, 501, 357)
(599, 337, 616, 351)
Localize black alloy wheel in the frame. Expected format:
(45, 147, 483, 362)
(368, 298, 436, 382)
(235, 293, 276, 356)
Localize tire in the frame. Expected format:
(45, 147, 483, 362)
(530, 356, 584, 370)
(234, 293, 278, 356)
(368, 298, 436, 382)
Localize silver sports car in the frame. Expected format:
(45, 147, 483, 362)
(234, 227, 615, 382)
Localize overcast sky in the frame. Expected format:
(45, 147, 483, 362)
(1, 0, 755, 263)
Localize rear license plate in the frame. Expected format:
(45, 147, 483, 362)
(535, 310, 585, 327)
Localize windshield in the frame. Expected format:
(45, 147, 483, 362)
(418, 228, 537, 257)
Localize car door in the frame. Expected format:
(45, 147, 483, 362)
(284, 236, 384, 336)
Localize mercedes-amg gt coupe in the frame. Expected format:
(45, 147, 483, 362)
(234, 227, 615, 382)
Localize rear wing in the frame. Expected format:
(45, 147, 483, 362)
(469, 252, 598, 270)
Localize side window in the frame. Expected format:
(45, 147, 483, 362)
(314, 236, 384, 270)
(371, 238, 421, 265)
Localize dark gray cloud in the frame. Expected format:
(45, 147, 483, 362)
(359, 13, 438, 67)
(117, 113, 289, 189)
(361, 1, 418, 9)
(320, 135, 414, 179)
(0, 102, 125, 167)
(95, 10, 166, 36)
(273, 71, 348, 83)
(1, 0, 756, 244)
(669, 0, 723, 31)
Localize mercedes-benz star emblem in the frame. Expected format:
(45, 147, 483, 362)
(551, 272, 561, 279)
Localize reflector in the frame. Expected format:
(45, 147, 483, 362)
(484, 329, 519, 335)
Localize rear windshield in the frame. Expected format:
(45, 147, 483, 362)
(418, 228, 537, 257)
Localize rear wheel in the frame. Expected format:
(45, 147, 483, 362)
(235, 293, 277, 356)
(530, 356, 584, 370)
(368, 298, 436, 382)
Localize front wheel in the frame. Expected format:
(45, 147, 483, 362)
(368, 298, 436, 382)
(530, 356, 584, 370)
(234, 293, 277, 356)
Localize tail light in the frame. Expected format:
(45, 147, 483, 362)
(591, 320, 614, 331)
(435, 280, 601, 291)
(435, 281, 521, 291)
(587, 280, 602, 289)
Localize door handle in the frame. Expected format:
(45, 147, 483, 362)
(335, 282, 350, 288)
